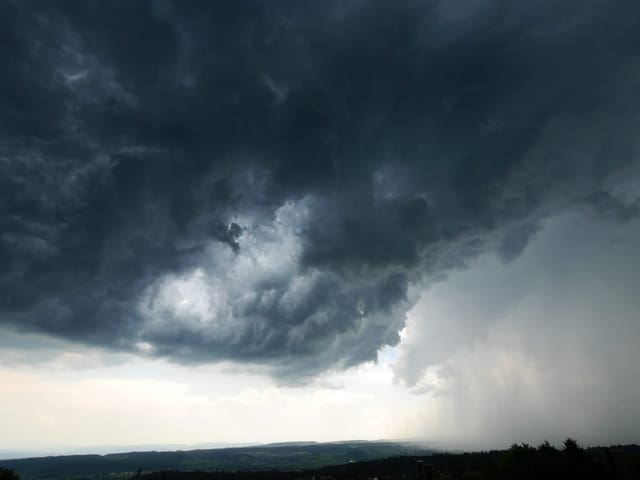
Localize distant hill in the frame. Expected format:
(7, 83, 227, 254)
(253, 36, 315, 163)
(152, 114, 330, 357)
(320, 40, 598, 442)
(3, 441, 640, 480)
(0, 441, 431, 480)
(0, 444, 257, 461)
(139, 445, 640, 480)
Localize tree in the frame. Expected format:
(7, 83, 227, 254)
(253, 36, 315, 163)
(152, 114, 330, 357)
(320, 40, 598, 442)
(562, 438, 581, 454)
(0, 468, 19, 480)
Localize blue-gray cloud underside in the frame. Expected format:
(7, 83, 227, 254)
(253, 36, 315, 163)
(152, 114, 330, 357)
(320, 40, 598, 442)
(1, 0, 639, 379)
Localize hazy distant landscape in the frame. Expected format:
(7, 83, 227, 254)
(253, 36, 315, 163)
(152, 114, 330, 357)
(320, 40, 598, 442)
(0, 442, 429, 479)
(2, 440, 639, 480)
(0, 445, 257, 462)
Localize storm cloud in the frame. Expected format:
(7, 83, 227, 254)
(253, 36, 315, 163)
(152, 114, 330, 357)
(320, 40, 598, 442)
(2, 0, 640, 379)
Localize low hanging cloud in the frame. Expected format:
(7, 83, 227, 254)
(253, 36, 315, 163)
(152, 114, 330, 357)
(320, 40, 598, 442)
(1, 0, 640, 379)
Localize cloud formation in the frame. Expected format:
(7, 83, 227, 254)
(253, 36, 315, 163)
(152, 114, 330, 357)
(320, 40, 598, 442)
(2, 0, 640, 379)
(398, 212, 640, 447)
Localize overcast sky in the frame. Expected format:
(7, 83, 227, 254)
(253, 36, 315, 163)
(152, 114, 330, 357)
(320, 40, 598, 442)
(2, 0, 640, 452)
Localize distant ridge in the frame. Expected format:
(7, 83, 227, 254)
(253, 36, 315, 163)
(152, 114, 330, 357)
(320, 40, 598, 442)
(0, 443, 258, 461)
(0, 440, 427, 479)
(261, 442, 318, 448)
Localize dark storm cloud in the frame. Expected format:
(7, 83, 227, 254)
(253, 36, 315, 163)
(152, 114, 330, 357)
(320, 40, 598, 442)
(1, 0, 639, 378)
(497, 222, 539, 264)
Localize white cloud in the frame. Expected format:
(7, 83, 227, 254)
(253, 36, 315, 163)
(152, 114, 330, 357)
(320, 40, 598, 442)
(0, 348, 424, 450)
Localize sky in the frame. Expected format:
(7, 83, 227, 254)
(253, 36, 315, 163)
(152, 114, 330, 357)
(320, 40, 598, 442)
(1, 0, 640, 453)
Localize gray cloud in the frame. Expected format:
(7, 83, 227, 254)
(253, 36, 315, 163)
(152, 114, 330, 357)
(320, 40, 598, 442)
(396, 212, 640, 447)
(1, 0, 640, 379)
